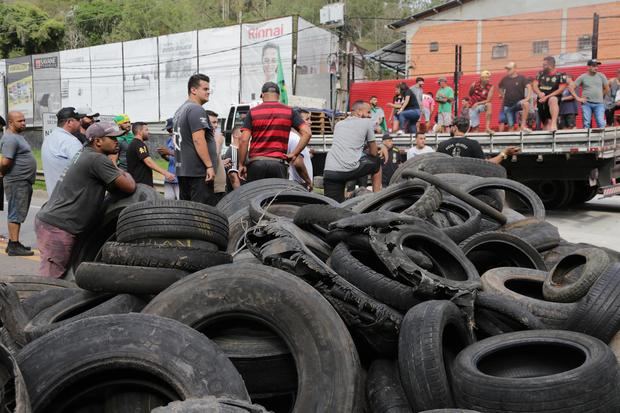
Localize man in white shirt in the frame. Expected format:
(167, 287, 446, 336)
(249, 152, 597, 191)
(42, 107, 85, 194)
(288, 108, 313, 190)
(407, 133, 434, 159)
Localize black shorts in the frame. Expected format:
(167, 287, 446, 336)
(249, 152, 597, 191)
(178, 176, 216, 206)
(537, 101, 552, 122)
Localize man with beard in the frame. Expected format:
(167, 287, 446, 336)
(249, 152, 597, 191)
(127, 122, 175, 187)
(113, 114, 134, 170)
(532, 56, 567, 131)
(75, 106, 100, 144)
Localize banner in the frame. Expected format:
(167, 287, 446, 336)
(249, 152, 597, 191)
(241, 17, 293, 102)
(33, 52, 61, 126)
(60, 47, 92, 109)
(159, 31, 198, 120)
(198, 25, 241, 117)
(123, 37, 159, 121)
(6, 57, 34, 125)
(91, 43, 124, 116)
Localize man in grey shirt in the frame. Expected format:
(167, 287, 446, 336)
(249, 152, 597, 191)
(572, 59, 609, 128)
(323, 100, 381, 202)
(0, 111, 37, 256)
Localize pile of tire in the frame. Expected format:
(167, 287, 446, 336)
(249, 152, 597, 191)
(0, 153, 617, 412)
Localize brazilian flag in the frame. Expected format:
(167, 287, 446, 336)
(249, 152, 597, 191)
(276, 48, 288, 105)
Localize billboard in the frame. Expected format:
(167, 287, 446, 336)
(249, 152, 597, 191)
(241, 17, 293, 102)
(0, 60, 6, 120)
(91, 43, 124, 116)
(199, 25, 241, 116)
(6, 57, 34, 124)
(60, 47, 92, 109)
(159, 31, 198, 120)
(33, 52, 61, 126)
(123, 37, 159, 121)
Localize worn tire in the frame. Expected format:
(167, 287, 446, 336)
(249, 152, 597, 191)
(293, 204, 357, 230)
(22, 288, 81, 320)
(100, 242, 232, 273)
(75, 262, 189, 295)
(481, 267, 577, 328)
(227, 208, 253, 253)
(153, 397, 270, 413)
(434, 173, 504, 211)
(499, 218, 561, 252)
(352, 181, 442, 219)
(462, 178, 545, 220)
(452, 330, 620, 412)
(18, 314, 249, 412)
(217, 178, 305, 217)
(474, 291, 545, 337)
(249, 191, 339, 224)
(142, 263, 364, 412)
(428, 197, 482, 243)
(0, 342, 30, 411)
(0, 275, 75, 301)
(117, 200, 229, 250)
(367, 359, 412, 413)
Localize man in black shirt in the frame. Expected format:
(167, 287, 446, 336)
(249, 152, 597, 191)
(437, 117, 518, 164)
(379, 134, 406, 187)
(499, 62, 532, 132)
(532, 56, 567, 131)
(127, 122, 175, 187)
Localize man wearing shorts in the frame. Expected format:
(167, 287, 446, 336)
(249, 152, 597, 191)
(499, 62, 532, 132)
(0, 111, 36, 256)
(468, 71, 494, 133)
(532, 56, 567, 131)
(436, 77, 454, 132)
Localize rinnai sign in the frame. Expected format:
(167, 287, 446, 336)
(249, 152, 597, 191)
(247, 24, 285, 40)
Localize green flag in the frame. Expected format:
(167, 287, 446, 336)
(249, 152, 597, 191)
(276, 48, 288, 105)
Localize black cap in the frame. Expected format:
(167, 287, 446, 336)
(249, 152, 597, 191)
(164, 118, 173, 130)
(381, 133, 393, 141)
(56, 107, 85, 121)
(261, 81, 280, 94)
(587, 59, 602, 66)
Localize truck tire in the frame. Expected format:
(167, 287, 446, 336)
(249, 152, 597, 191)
(367, 360, 412, 413)
(17, 314, 250, 412)
(452, 330, 620, 413)
(570, 181, 598, 205)
(525, 179, 574, 210)
(216, 178, 305, 217)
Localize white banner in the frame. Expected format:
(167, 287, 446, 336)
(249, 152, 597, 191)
(90, 43, 124, 116)
(33, 52, 61, 126)
(123, 37, 159, 121)
(159, 31, 198, 121)
(7, 57, 34, 125)
(60, 47, 92, 109)
(42, 112, 56, 138)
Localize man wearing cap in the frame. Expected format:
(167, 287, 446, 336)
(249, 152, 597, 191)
(435, 77, 454, 133)
(468, 71, 495, 134)
(41, 107, 85, 195)
(113, 114, 133, 171)
(572, 59, 609, 129)
(238, 82, 311, 182)
(532, 56, 568, 131)
(35, 122, 136, 278)
(499, 62, 532, 132)
(75, 106, 100, 144)
(156, 118, 179, 199)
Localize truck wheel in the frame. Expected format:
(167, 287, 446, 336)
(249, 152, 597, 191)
(569, 181, 598, 205)
(526, 180, 574, 210)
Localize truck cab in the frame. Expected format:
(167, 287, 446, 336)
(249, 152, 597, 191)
(223, 102, 260, 145)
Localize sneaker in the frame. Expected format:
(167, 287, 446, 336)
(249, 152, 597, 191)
(7, 242, 34, 257)
(17, 242, 31, 251)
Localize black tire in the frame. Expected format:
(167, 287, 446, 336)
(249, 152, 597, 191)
(153, 397, 270, 413)
(419, 410, 481, 413)
(249, 191, 339, 224)
(23, 291, 145, 341)
(217, 178, 305, 217)
(474, 292, 545, 337)
(233, 250, 262, 265)
(525, 179, 574, 210)
(452, 330, 620, 413)
(566, 263, 620, 343)
(458, 231, 547, 274)
(542, 240, 583, 269)
(330, 242, 419, 312)
(367, 359, 412, 413)
(128, 237, 219, 251)
(569, 181, 598, 205)
(75, 262, 189, 295)
(435, 173, 504, 211)
(398, 300, 475, 411)
(429, 197, 482, 244)
(293, 204, 357, 230)
(543, 248, 611, 303)
(22, 288, 81, 320)
(17, 314, 249, 412)
(0, 343, 29, 411)
(500, 218, 561, 252)
(228, 208, 253, 253)
(0, 275, 75, 300)
(329, 210, 420, 232)
(340, 192, 375, 210)
(117, 200, 229, 250)
(481, 267, 577, 328)
(142, 263, 364, 412)
(100, 241, 232, 272)
(352, 180, 442, 219)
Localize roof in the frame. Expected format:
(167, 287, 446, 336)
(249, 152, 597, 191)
(388, 0, 476, 30)
(365, 38, 406, 74)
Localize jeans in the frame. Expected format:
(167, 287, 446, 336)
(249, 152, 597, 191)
(398, 109, 420, 134)
(324, 155, 381, 202)
(581, 102, 606, 128)
(503, 102, 523, 127)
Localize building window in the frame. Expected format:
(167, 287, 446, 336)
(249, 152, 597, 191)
(578, 35, 592, 51)
(492, 44, 508, 59)
(533, 40, 549, 55)
(429, 42, 439, 52)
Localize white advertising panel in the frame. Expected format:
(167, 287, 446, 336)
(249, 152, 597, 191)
(60, 47, 92, 109)
(159, 31, 198, 120)
(90, 43, 124, 116)
(33, 52, 61, 126)
(123, 37, 159, 121)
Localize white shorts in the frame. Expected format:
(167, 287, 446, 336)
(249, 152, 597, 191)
(438, 112, 453, 126)
(469, 105, 488, 127)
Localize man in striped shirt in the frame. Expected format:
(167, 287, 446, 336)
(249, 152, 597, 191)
(238, 82, 311, 182)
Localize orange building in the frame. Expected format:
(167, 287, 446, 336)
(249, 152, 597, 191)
(387, 0, 620, 77)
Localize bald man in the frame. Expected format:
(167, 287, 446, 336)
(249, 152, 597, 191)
(0, 112, 36, 256)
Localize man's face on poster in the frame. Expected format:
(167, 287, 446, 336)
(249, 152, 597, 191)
(263, 46, 278, 81)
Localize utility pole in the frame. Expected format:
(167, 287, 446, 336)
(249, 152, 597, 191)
(591, 13, 599, 59)
(453, 44, 462, 117)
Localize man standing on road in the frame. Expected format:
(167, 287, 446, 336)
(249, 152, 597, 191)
(113, 114, 134, 170)
(407, 133, 434, 159)
(288, 109, 313, 190)
(323, 100, 381, 202)
(435, 77, 454, 133)
(499, 62, 532, 132)
(127, 122, 175, 187)
(36, 122, 136, 278)
(532, 56, 567, 131)
(42, 107, 84, 195)
(468, 71, 495, 133)
(0, 111, 37, 256)
(238, 82, 311, 182)
(370, 96, 387, 134)
(173, 74, 218, 205)
(156, 118, 179, 200)
(572, 59, 609, 129)
(437, 116, 519, 165)
(74, 106, 99, 144)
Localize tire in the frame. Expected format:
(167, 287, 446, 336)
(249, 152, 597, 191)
(329, 210, 420, 232)
(435, 173, 504, 211)
(569, 181, 598, 205)
(566, 263, 620, 343)
(542, 240, 582, 269)
(75, 262, 189, 295)
(17, 314, 249, 412)
(0, 275, 75, 300)
(367, 360, 412, 413)
(100, 242, 232, 272)
(452, 330, 620, 413)
(429, 197, 482, 244)
(610, 331, 620, 363)
(232, 250, 262, 265)
(117, 200, 229, 250)
(228, 208, 253, 254)
(458, 231, 547, 275)
(249, 191, 339, 224)
(22, 288, 81, 320)
(525, 179, 574, 210)
(330, 242, 419, 312)
(23, 291, 146, 341)
(128, 237, 219, 251)
(481, 267, 577, 328)
(340, 192, 374, 210)
(419, 410, 481, 413)
(153, 397, 270, 412)
(142, 263, 364, 412)
(499, 218, 561, 252)
(352, 181, 442, 219)
(0, 343, 30, 411)
(474, 292, 545, 337)
(543, 248, 611, 303)
(217, 178, 305, 217)
(398, 300, 475, 411)
(293, 204, 357, 230)
(462, 178, 546, 220)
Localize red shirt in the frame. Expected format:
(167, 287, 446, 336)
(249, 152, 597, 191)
(469, 81, 492, 104)
(242, 102, 304, 160)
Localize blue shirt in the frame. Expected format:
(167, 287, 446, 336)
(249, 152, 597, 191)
(41, 127, 83, 194)
(165, 135, 178, 184)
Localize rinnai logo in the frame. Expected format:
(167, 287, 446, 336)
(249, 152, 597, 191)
(248, 24, 285, 40)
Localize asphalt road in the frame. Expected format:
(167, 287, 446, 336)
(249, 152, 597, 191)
(0, 191, 618, 276)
